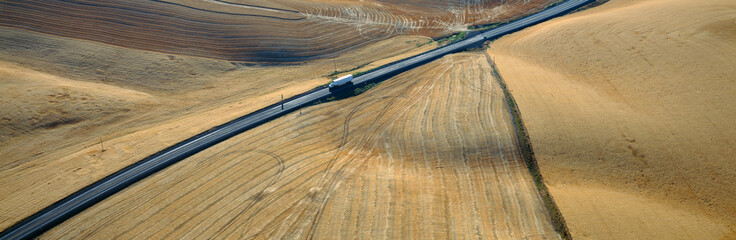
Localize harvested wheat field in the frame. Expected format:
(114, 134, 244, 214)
(0, 0, 555, 63)
(488, 0, 736, 238)
(0, 25, 439, 231)
(43, 53, 560, 239)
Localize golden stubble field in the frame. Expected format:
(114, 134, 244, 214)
(488, 0, 736, 238)
(0, 26, 438, 231)
(0, 0, 565, 230)
(43, 53, 561, 239)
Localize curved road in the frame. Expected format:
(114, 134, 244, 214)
(0, 0, 593, 239)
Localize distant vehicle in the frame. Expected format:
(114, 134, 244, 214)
(329, 74, 353, 89)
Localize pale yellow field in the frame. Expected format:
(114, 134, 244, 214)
(0, 27, 437, 231)
(488, 0, 736, 238)
(44, 53, 560, 239)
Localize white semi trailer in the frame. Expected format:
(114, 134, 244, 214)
(329, 74, 353, 89)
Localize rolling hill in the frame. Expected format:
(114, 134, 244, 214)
(0, 0, 555, 63)
(488, 0, 736, 238)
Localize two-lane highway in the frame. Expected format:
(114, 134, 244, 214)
(0, 0, 594, 239)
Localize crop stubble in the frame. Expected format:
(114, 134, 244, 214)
(0, 0, 556, 63)
(44, 53, 560, 239)
(0, 27, 435, 231)
(1, 0, 565, 235)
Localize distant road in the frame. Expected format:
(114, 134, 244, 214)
(0, 0, 594, 239)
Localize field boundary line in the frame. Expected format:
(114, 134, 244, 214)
(484, 53, 572, 240)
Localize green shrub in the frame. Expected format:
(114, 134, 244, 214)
(353, 83, 378, 95)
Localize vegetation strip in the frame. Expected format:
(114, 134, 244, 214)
(485, 53, 573, 239)
(434, 31, 468, 45)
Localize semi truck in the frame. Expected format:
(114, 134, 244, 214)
(329, 74, 353, 89)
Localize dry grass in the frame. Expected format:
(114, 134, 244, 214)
(0, 26, 437, 231)
(488, 0, 736, 238)
(0, 0, 556, 63)
(43, 53, 560, 239)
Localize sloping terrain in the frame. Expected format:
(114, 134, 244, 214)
(0, 26, 437, 231)
(44, 53, 560, 239)
(0, 0, 555, 63)
(488, 0, 736, 238)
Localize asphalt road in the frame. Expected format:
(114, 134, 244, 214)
(0, 0, 594, 239)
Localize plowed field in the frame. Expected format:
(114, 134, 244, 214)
(0, 0, 555, 63)
(44, 53, 561, 239)
(488, 0, 736, 238)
